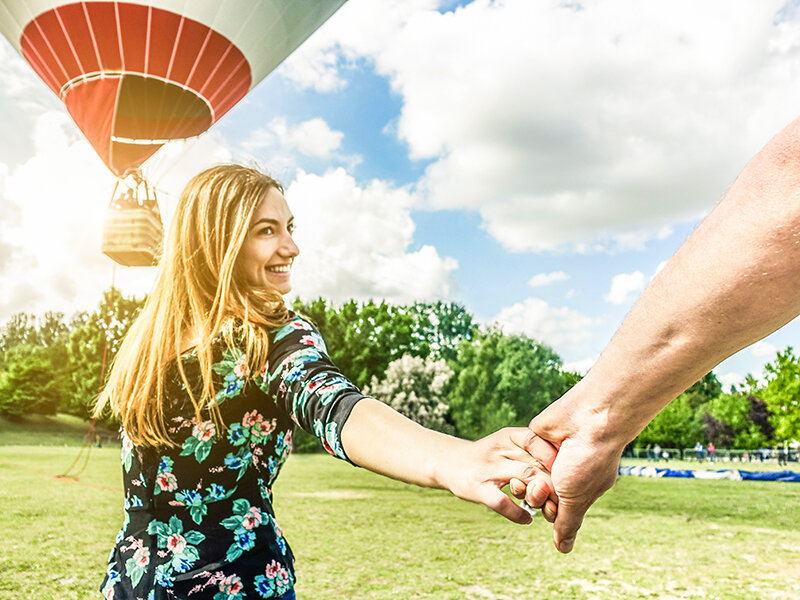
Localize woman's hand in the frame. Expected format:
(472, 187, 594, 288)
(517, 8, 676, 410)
(434, 427, 559, 524)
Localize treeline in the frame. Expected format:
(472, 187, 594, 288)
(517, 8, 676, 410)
(0, 292, 578, 447)
(1, 290, 797, 450)
(636, 352, 800, 449)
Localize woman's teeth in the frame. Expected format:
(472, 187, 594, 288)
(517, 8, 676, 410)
(267, 265, 290, 273)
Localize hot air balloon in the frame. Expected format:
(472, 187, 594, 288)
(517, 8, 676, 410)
(0, 0, 347, 265)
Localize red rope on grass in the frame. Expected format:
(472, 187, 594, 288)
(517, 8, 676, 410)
(59, 265, 117, 480)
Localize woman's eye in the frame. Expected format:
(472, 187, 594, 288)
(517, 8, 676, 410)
(287, 224, 296, 234)
(259, 226, 274, 236)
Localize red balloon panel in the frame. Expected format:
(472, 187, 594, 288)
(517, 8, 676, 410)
(20, 2, 252, 176)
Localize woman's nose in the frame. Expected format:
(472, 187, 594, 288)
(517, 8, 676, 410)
(280, 233, 299, 258)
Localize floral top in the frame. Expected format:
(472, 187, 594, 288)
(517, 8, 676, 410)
(100, 316, 365, 600)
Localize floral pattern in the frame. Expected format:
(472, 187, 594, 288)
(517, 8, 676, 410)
(100, 315, 365, 599)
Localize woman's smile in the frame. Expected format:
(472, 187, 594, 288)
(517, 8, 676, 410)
(237, 187, 299, 295)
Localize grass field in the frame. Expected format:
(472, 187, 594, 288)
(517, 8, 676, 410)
(1, 417, 799, 599)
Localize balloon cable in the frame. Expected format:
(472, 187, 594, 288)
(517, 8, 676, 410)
(58, 263, 116, 480)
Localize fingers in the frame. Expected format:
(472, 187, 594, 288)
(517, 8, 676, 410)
(508, 427, 558, 471)
(508, 477, 526, 498)
(480, 487, 533, 525)
(542, 498, 557, 523)
(524, 478, 551, 508)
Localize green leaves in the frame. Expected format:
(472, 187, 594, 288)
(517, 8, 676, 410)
(446, 329, 570, 440)
(180, 431, 213, 463)
(759, 347, 800, 441)
(183, 530, 205, 545)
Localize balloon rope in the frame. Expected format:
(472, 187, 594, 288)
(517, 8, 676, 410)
(59, 264, 117, 479)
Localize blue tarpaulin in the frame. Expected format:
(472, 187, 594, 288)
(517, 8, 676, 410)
(618, 465, 800, 482)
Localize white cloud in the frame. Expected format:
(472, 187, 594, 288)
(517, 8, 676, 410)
(301, 0, 798, 252)
(604, 271, 646, 305)
(718, 371, 745, 393)
(562, 357, 596, 376)
(751, 340, 777, 358)
(239, 117, 358, 180)
(0, 111, 147, 321)
(528, 271, 570, 287)
(0, 40, 63, 167)
(279, 0, 439, 93)
(286, 168, 457, 304)
(492, 297, 598, 359)
(243, 117, 344, 158)
(0, 109, 241, 323)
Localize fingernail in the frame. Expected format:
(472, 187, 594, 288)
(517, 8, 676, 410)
(559, 538, 574, 553)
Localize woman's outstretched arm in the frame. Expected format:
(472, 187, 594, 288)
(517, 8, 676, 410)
(263, 316, 558, 524)
(341, 397, 558, 524)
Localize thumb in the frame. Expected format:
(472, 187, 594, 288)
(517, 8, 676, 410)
(551, 498, 589, 553)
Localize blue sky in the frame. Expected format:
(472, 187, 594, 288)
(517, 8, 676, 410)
(2, 0, 800, 391)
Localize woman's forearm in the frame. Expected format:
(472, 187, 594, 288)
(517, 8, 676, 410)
(340, 398, 467, 488)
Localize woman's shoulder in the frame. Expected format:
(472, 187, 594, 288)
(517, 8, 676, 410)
(269, 313, 327, 354)
(271, 312, 316, 339)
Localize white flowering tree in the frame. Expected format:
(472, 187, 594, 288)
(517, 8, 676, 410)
(364, 354, 454, 433)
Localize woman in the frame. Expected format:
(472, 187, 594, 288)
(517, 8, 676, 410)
(95, 164, 556, 600)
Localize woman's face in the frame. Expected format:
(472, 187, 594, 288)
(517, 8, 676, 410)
(237, 187, 299, 295)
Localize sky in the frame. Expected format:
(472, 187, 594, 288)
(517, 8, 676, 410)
(2, 0, 800, 391)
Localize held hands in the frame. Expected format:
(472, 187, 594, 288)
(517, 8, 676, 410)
(516, 393, 624, 553)
(436, 427, 560, 524)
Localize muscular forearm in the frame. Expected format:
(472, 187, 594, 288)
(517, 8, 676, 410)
(569, 116, 800, 446)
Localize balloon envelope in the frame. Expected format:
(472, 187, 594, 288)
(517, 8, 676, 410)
(0, 0, 347, 176)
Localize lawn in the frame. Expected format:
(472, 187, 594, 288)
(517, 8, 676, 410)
(0, 422, 799, 599)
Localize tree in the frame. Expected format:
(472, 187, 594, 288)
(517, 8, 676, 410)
(684, 371, 722, 409)
(0, 312, 72, 416)
(759, 347, 800, 441)
(364, 354, 454, 432)
(702, 414, 734, 447)
(447, 329, 568, 440)
(747, 396, 775, 442)
(638, 393, 704, 448)
(292, 298, 415, 389)
(704, 393, 772, 449)
(406, 301, 478, 362)
(0, 344, 70, 416)
(66, 289, 146, 419)
(0, 311, 69, 367)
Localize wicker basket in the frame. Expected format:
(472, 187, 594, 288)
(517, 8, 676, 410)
(102, 207, 163, 266)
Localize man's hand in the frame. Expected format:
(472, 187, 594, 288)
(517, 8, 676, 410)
(518, 389, 625, 553)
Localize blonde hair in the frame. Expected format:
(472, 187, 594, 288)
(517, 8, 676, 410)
(95, 164, 291, 447)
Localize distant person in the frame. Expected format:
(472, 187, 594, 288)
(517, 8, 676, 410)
(645, 443, 653, 461)
(708, 442, 716, 463)
(653, 443, 662, 463)
(778, 443, 789, 466)
(695, 442, 705, 462)
(94, 165, 556, 599)
(518, 115, 800, 554)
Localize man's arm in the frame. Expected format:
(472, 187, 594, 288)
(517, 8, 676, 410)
(526, 115, 800, 553)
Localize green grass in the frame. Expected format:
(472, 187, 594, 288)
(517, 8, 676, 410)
(0, 414, 118, 447)
(1, 428, 799, 599)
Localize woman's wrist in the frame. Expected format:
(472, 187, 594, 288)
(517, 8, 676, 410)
(426, 435, 471, 492)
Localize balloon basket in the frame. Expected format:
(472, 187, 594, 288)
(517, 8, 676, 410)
(102, 172, 163, 267)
